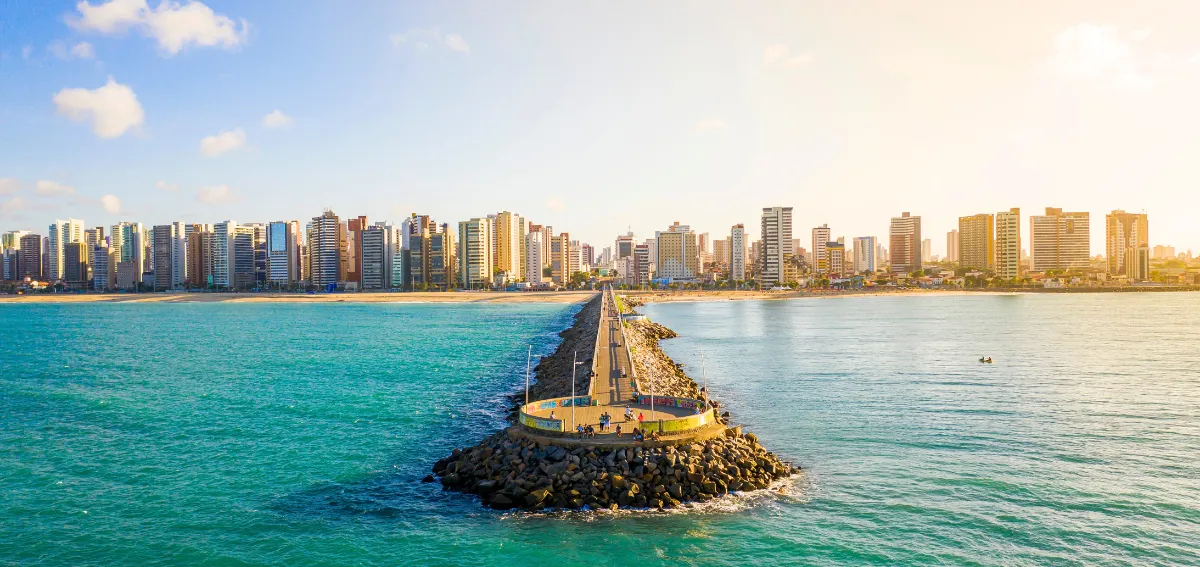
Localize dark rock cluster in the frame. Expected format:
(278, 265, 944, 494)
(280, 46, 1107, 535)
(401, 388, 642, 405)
(431, 427, 800, 511)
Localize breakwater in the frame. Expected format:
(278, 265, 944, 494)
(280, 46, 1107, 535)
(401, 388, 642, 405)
(432, 291, 800, 511)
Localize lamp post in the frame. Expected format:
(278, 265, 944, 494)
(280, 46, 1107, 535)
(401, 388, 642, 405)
(525, 345, 532, 407)
(570, 350, 584, 430)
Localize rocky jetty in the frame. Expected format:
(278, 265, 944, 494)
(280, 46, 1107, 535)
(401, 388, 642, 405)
(433, 291, 801, 512)
(432, 427, 800, 511)
(623, 319, 701, 399)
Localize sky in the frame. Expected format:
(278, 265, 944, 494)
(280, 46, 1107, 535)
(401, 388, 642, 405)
(2, 0, 1199, 256)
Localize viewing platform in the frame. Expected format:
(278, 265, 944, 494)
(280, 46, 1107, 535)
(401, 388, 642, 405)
(518, 287, 721, 443)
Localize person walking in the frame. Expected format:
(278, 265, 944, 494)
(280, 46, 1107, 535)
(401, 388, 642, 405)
(638, 412, 644, 426)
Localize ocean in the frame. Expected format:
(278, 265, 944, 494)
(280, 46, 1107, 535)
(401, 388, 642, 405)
(2, 294, 1198, 566)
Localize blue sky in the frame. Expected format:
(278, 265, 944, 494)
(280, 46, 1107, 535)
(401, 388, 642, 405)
(2, 1, 1199, 255)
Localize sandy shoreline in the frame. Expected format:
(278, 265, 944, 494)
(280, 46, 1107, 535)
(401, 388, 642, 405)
(0, 291, 597, 304)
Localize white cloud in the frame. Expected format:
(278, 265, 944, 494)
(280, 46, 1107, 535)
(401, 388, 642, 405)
(389, 28, 470, 54)
(53, 77, 145, 138)
(0, 196, 28, 217)
(155, 179, 178, 191)
(72, 41, 96, 59)
(199, 128, 245, 157)
(100, 194, 121, 213)
(1045, 23, 1152, 89)
(763, 44, 815, 68)
(694, 119, 727, 133)
(261, 109, 291, 128)
(35, 180, 77, 196)
(49, 41, 96, 60)
(70, 0, 248, 56)
(0, 178, 19, 195)
(196, 184, 236, 204)
(545, 196, 566, 212)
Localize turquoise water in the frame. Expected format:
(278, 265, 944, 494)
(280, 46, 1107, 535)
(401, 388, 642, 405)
(2, 295, 1199, 566)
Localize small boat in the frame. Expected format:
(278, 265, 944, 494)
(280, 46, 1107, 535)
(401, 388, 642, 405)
(979, 357, 993, 364)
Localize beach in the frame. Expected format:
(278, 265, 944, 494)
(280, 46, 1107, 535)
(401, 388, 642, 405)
(0, 291, 597, 304)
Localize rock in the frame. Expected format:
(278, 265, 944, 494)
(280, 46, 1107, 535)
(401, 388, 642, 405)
(421, 474, 435, 483)
(488, 495, 515, 510)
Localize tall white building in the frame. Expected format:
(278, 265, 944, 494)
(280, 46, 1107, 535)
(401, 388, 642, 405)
(525, 231, 543, 283)
(458, 217, 493, 288)
(811, 224, 830, 273)
(47, 218, 84, 281)
(853, 236, 877, 273)
(267, 220, 302, 285)
(760, 207, 793, 287)
(946, 230, 960, 263)
(994, 208, 1021, 279)
(1030, 208, 1090, 272)
(730, 224, 746, 282)
(212, 221, 236, 288)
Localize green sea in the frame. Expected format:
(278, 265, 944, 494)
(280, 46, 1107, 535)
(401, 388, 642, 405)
(2, 294, 1198, 566)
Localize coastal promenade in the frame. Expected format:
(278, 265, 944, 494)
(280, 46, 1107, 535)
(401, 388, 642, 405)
(521, 287, 711, 440)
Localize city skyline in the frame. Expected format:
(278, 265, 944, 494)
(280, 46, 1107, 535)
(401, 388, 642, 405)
(3, 1, 1200, 254)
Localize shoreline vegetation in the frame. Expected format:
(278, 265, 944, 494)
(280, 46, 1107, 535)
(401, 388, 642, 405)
(431, 292, 799, 512)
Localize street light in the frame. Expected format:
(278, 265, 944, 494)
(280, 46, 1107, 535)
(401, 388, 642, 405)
(571, 350, 585, 430)
(525, 345, 532, 407)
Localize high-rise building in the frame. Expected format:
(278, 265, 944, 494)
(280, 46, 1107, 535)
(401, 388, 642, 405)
(359, 225, 387, 290)
(1106, 210, 1149, 276)
(994, 208, 1021, 279)
(309, 210, 345, 289)
(111, 222, 146, 288)
(525, 231, 543, 283)
(853, 236, 877, 273)
(47, 218, 84, 281)
(615, 232, 636, 261)
(1029, 208, 1090, 272)
(83, 227, 104, 270)
(185, 224, 213, 288)
(1151, 245, 1176, 260)
(756, 208, 793, 287)
(267, 221, 302, 285)
(549, 232, 571, 284)
(408, 215, 455, 290)
(91, 243, 109, 291)
(494, 211, 525, 281)
(655, 222, 701, 282)
(212, 221, 237, 288)
(345, 215, 368, 286)
(921, 238, 932, 263)
(889, 212, 922, 275)
(811, 224, 830, 273)
(633, 244, 651, 286)
(827, 241, 846, 278)
(63, 242, 89, 288)
(19, 233, 42, 280)
(945, 229, 960, 263)
(730, 224, 746, 282)
(152, 224, 182, 290)
(711, 238, 729, 269)
(458, 217, 493, 288)
(1127, 246, 1150, 281)
(581, 243, 594, 268)
(957, 214, 994, 270)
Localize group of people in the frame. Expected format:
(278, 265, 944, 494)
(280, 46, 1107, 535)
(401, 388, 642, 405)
(626, 427, 661, 443)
